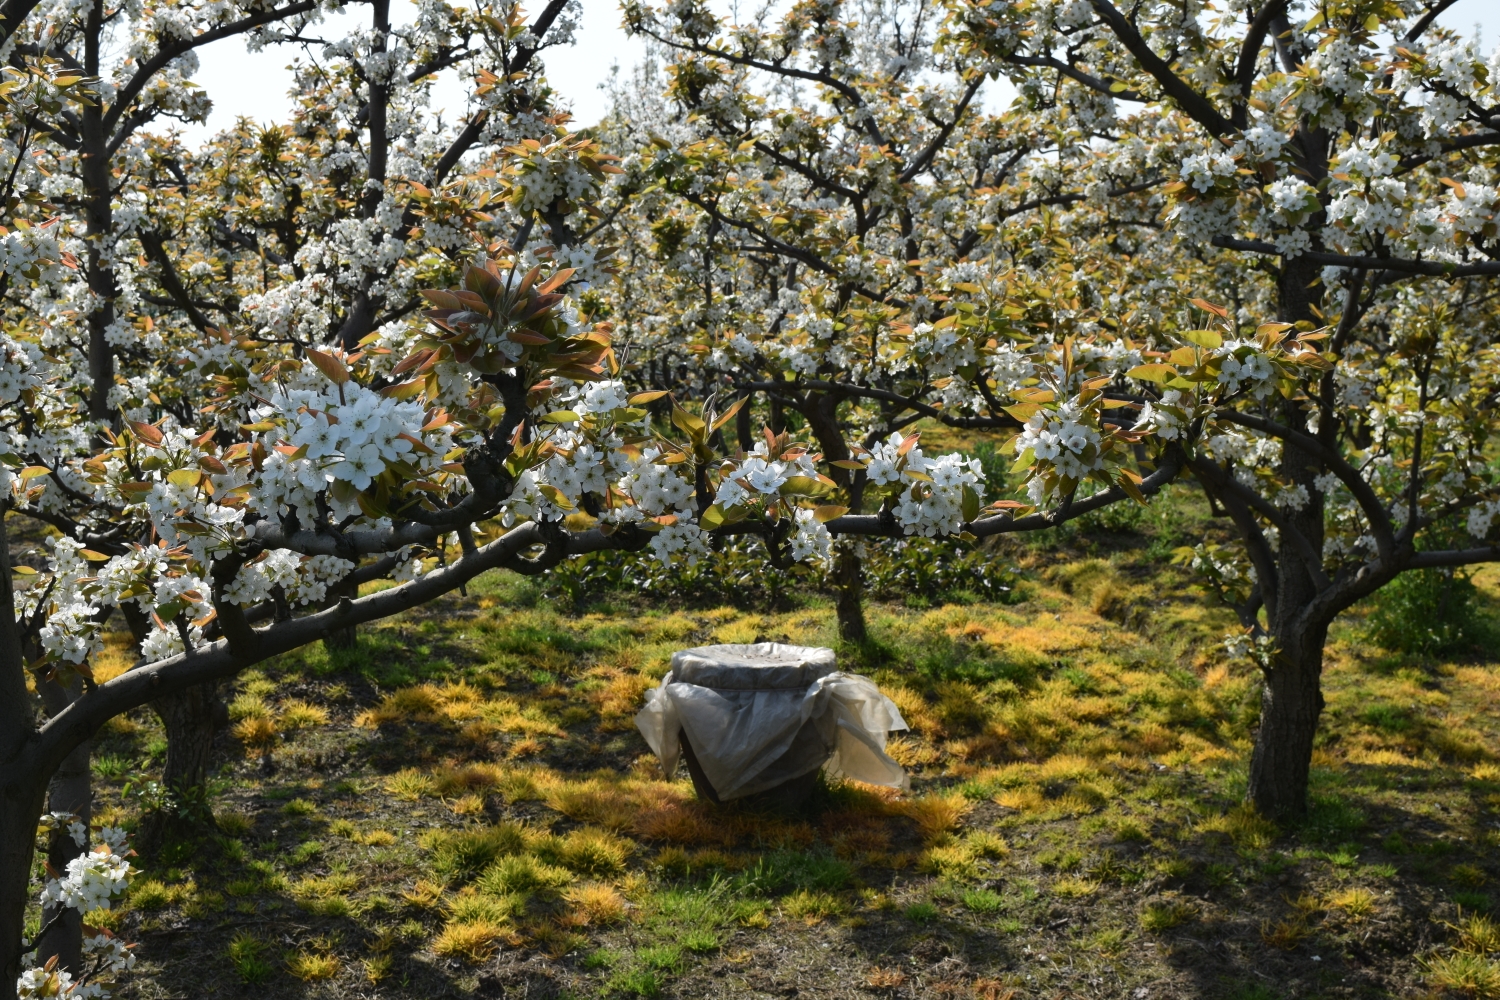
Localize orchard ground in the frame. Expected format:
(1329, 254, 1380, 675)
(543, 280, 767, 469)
(46, 482, 1500, 1000)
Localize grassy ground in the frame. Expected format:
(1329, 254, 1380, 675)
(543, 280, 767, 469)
(61, 487, 1500, 999)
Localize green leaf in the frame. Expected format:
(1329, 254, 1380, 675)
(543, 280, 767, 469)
(1003, 403, 1040, 422)
(671, 402, 706, 437)
(537, 484, 575, 510)
(1180, 329, 1223, 349)
(629, 390, 669, 404)
(1126, 363, 1176, 383)
(779, 475, 824, 496)
(167, 469, 202, 489)
(541, 410, 580, 423)
(699, 504, 726, 530)
(961, 485, 981, 523)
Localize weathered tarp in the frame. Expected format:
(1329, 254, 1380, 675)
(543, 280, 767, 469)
(635, 642, 910, 800)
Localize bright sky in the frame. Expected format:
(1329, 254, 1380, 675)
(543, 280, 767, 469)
(176, 0, 1496, 146)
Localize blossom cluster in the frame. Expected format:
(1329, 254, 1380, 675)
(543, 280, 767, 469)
(18, 824, 137, 1000)
(865, 432, 987, 537)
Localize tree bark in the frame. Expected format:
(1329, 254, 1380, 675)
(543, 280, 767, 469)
(150, 683, 224, 814)
(1, 509, 45, 1000)
(0, 780, 45, 1000)
(832, 540, 867, 644)
(34, 698, 89, 974)
(1247, 623, 1327, 822)
(1244, 253, 1330, 822)
(321, 576, 357, 652)
(796, 393, 869, 644)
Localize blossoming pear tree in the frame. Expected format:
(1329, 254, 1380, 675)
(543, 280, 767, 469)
(938, 0, 1500, 819)
(609, 0, 1500, 823)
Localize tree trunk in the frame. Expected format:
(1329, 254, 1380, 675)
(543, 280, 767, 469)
(0, 776, 46, 1000)
(794, 393, 868, 644)
(735, 390, 753, 454)
(832, 540, 867, 644)
(34, 719, 89, 974)
(1246, 624, 1327, 822)
(1, 510, 46, 1000)
(1241, 252, 1331, 823)
(322, 577, 357, 652)
(150, 682, 224, 822)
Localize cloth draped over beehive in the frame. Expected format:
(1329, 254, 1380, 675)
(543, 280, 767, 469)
(634, 642, 910, 801)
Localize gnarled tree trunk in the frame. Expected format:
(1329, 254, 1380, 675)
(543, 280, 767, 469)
(1247, 622, 1328, 822)
(1244, 254, 1331, 822)
(143, 681, 226, 844)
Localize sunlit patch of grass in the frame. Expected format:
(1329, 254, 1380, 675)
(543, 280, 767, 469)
(292, 873, 358, 900)
(1423, 952, 1500, 998)
(475, 854, 573, 896)
(1195, 805, 1277, 849)
(286, 951, 341, 981)
(229, 693, 272, 721)
(1051, 877, 1100, 898)
(279, 699, 330, 729)
(1453, 912, 1500, 953)
(782, 889, 847, 923)
(232, 716, 276, 750)
(432, 920, 510, 963)
(562, 883, 627, 926)
(385, 768, 438, 800)
(1088, 926, 1130, 957)
(547, 826, 634, 876)
(919, 843, 979, 881)
(402, 879, 444, 908)
(961, 888, 1004, 913)
(1326, 886, 1377, 920)
(354, 828, 397, 846)
(448, 793, 487, 816)
(895, 793, 970, 842)
(423, 823, 528, 881)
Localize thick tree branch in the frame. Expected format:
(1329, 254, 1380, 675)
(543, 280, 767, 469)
(1085, 0, 1236, 137)
(1212, 236, 1500, 276)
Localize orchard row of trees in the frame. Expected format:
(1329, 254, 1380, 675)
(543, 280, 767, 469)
(1, 0, 1498, 996)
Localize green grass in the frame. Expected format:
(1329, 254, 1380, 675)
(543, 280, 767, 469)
(68, 488, 1500, 998)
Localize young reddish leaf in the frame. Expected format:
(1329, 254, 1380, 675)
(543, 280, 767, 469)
(1188, 297, 1229, 319)
(305, 349, 350, 385)
(129, 421, 165, 447)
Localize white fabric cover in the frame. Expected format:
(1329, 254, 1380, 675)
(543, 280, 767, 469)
(635, 643, 910, 800)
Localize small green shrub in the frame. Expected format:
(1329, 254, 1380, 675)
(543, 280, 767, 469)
(905, 902, 939, 923)
(475, 855, 572, 896)
(227, 932, 271, 983)
(1366, 567, 1484, 655)
(961, 888, 1004, 914)
(427, 824, 527, 882)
